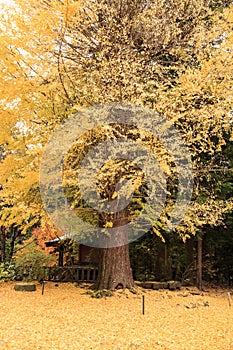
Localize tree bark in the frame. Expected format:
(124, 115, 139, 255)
(95, 208, 134, 290)
(95, 243, 134, 290)
(0, 226, 6, 264)
(185, 237, 194, 267)
(164, 243, 172, 280)
(197, 235, 203, 290)
(9, 226, 17, 263)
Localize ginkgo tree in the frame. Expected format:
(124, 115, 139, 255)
(0, 0, 232, 289)
(153, 4, 233, 288)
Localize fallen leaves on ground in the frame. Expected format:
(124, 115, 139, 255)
(0, 282, 233, 350)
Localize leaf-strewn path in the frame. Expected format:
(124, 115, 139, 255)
(0, 282, 232, 350)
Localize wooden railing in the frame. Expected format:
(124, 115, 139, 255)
(45, 265, 98, 283)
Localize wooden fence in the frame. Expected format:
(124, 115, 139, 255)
(45, 265, 98, 283)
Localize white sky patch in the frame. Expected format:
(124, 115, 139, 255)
(2, 98, 21, 111)
(15, 120, 28, 135)
(0, 0, 16, 29)
(0, 0, 14, 5)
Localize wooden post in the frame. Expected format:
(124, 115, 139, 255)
(42, 281, 45, 295)
(58, 246, 64, 267)
(81, 268, 85, 281)
(228, 292, 231, 307)
(142, 295, 145, 315)
(87, 269, 90, 281)
(76, 268, 80, 281)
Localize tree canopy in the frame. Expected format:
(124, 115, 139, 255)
(0, 0, 232, 288)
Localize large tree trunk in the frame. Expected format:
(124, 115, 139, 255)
(95, 207, 134, 290)
(95, 244, 134, 290)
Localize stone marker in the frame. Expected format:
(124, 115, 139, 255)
(14, 283, 36, 292)
(168, 281, 181, 290)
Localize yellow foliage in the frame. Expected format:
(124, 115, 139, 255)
(0, 0, 232, 238)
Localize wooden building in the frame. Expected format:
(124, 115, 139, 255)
(45, 235, 99, 282)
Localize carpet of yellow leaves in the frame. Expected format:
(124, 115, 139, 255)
(0, 282, 232, 350)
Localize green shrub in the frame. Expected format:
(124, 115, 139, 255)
(0, 263, 16, 281)
(15, 243, 55, 281)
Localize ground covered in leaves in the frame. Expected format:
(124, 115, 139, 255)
(0, 282, 233, 350)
